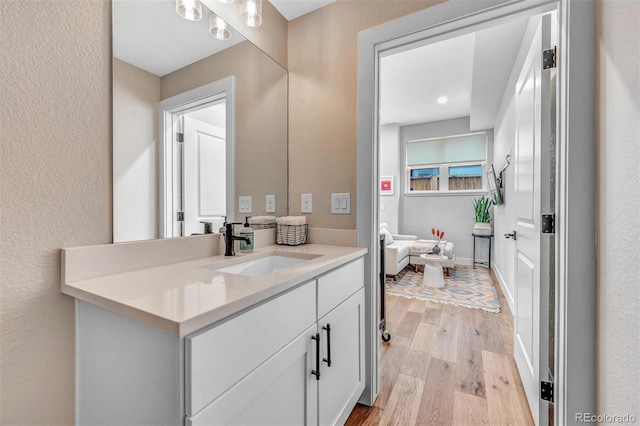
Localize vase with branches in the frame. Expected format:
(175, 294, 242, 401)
(430, 228, 445, 254)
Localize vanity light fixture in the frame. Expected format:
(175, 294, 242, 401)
(437, 96, 448, 104)
(176, 0, 203, 21)
(240, 0, 262, 27)
(209, 12, 232, 41)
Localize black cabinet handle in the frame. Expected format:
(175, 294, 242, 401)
(311, 333, 321, 380)
(322, 324, 332, 367)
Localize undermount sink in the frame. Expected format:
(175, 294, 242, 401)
(207, 254, 318, 277)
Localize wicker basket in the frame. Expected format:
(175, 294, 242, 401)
(249, 223, 277, 230)
(276, 224, 309, 246)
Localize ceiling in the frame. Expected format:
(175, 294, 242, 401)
(380, 17, 528, 130)
(114, 0, 335, 77)
(269, 0, 336, 21)
(113, 0, 246, 77)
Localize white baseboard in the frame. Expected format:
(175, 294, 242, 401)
(492, 263, 514, 315)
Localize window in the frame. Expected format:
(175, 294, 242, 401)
(406, 132, 487, 194)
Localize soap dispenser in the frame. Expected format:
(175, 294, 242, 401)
(239, 216, 254, 253)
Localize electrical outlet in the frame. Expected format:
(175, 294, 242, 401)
(301, 194, 312, 213)
(266, 195, 276, 213)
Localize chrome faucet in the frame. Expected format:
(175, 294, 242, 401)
(224, 223, 251, 256)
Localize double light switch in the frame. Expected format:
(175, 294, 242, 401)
(331, 193, 351, 214)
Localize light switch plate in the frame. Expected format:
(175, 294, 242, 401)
(266, 195, 276, 213)
(239, 196, 252, 213)
(331, 193, 351, 214)
(301, 194, 312, 213)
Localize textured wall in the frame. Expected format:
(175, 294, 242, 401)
(596, 0, 640, 416)
(287, 0, 444, 228)
(0, 1, 112, 425)
(113, 59, 160, 242)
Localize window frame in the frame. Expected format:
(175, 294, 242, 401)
(404, 132, 489, 196)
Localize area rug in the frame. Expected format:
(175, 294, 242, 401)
(386, 264, 501, 313)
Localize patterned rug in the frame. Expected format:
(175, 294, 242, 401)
(386, 264, 501, 313)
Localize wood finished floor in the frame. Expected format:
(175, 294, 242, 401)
(346, 268, 534, 426)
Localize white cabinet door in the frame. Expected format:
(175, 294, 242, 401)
(318, 289, 365, 426)
(186, 281, 316, 415)
(187, 324, 319, 426)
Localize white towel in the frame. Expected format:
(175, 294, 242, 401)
(248, 216, 277, 224)
(276, 216, 307, 225)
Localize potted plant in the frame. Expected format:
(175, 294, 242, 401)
(472, 195, 493, 235)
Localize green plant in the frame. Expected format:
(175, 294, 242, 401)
(473, 196, 492, 223)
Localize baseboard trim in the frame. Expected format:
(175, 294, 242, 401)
(492, 263, 514, 315)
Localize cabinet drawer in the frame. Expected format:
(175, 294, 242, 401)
(185, 281, 316, 416)
(318, 258, 364, 318)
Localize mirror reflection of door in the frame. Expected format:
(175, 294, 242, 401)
(172, 100, 227, 237)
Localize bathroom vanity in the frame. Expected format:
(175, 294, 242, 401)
(61, 237, 366, 425)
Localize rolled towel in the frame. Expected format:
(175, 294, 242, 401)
(276, 216, 307, 225)
(248, 216, 277, 224)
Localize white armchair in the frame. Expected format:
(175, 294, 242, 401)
(380, 223, 417, 279)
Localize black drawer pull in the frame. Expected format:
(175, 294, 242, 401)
(322, 324, 332, 367)
(311, 333, 321, 380)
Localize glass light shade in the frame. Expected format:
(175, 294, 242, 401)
(240, 0, 262, 28)
(217, 0, 235, 3)
(209, 13, 231, 41)
(176, 0, 202, 21)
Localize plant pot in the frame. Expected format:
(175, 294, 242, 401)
(473, 222, 493, 236)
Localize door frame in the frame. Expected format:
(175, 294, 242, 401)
(158, 77, 235, 238)
(356, 1, 595, 424)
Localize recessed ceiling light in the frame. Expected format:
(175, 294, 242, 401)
(437, 96, 448, 104)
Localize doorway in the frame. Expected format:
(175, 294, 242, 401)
(356, 1, 596, 424)
(158, 77, 235, 239)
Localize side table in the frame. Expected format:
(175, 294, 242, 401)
(472, 233, 493, 269)
(419, 254, 449, 288)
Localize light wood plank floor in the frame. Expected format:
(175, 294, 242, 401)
(346, 268, 534, 426)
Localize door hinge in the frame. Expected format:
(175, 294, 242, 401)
(543, 47, 557, 69)
(541, 214, 555, 234)
(541, 381, 554, 402)
(177, 211, 184, 221)
(176, 132, 184, 143)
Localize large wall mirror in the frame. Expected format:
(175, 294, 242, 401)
(113, 0, 288, 242)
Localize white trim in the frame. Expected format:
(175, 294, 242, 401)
(492, 262, 515, 314)
(357, 1, 595, 423)
(158, 77, 235, 238)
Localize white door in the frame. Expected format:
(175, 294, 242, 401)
(183, 115, 226, 236)
(513, 15, 552, 426)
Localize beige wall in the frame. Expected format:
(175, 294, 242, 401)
(0, 1, 112, 425)
(596, 0, 640, 416)
(287, 0, 444, 228)
(113, 59, 161, 242)
(161, 41, 289, 220)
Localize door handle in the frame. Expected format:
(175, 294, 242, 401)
(311, 333, 321, 380)
(505, 231, 517, 240)
(322, 324, 332, 367)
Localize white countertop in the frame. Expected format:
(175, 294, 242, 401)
(61, 244, 367, 336)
